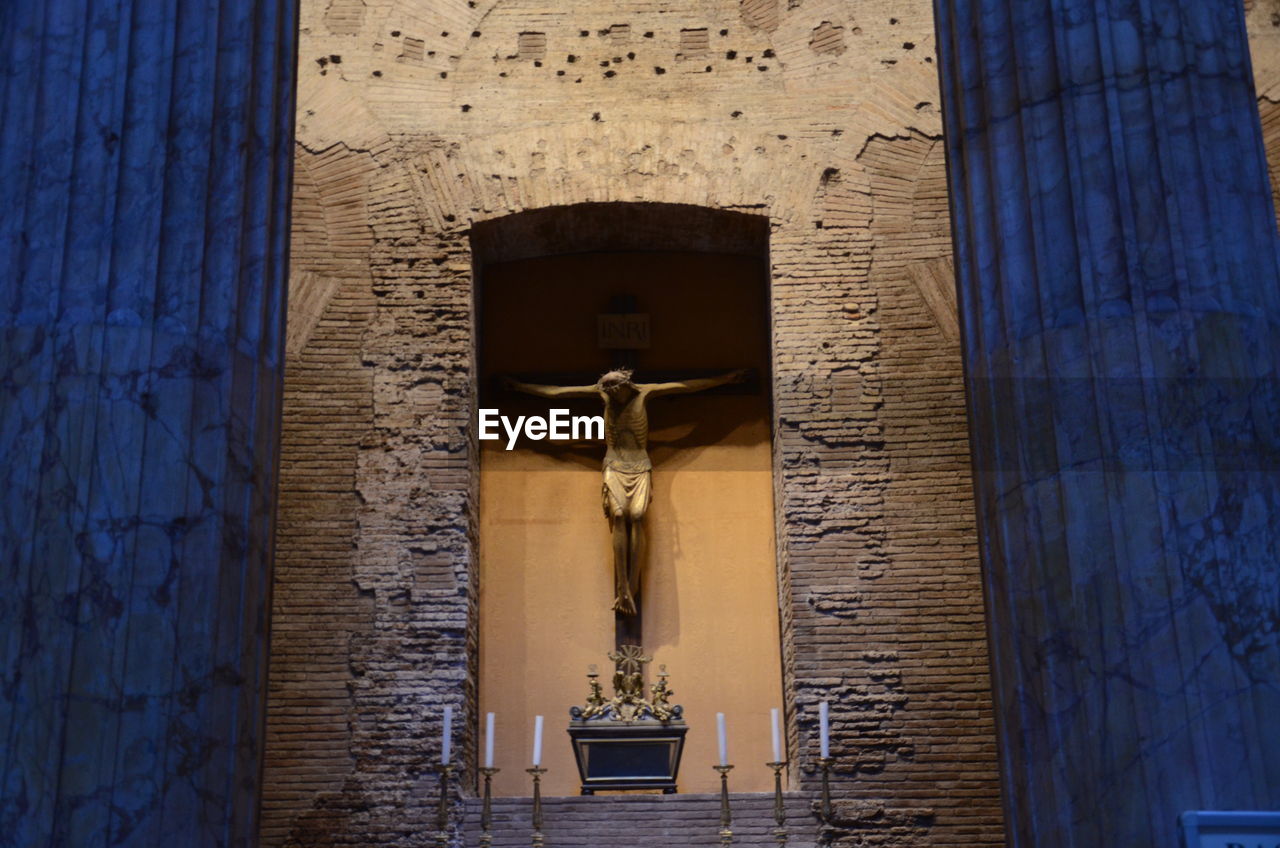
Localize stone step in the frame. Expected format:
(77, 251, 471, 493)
(459, 792, 820, 847)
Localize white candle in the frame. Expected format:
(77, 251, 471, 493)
(818, 701, 830, 759)
(532, 715, 544, 766)
(716, 712, 728, 766)
(484, 712, 495, 769)
(442, 705, 453, 763)
(771, 708, 781, 762)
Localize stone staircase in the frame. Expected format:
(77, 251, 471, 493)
(460, 792, 821, 847)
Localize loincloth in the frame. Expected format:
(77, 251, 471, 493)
(601, 465, 651, 519)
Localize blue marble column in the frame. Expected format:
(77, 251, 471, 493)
(0, 0, 296, 844)
(933, 1, 1280, 845)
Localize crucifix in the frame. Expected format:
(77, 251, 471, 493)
(502, 295, 748, 651)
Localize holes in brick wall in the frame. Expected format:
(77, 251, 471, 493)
(809, 21, 846, 56)
(517, 31, 546, 61)
(476, 20, 798, 82)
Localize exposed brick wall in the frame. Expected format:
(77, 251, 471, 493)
(1250, 4, 1280, 231)
(263, 147, 382, 845)
(266, 1, 1016, 845)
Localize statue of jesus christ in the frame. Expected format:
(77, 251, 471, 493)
(504, 367, 748, 616)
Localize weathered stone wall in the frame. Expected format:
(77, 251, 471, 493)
(1250, 3, 1280, 221)
(265, 0, 1006, 845)
(264, 0, 1002, 845)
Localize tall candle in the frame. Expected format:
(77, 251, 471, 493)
(771, 708, 781, 762)
(442, 705, 453, 763)
(532, 715, 544, 766)
(716, 712, 728, 766)
(818, 700, 830, 759)
(484, 712, 495, 769)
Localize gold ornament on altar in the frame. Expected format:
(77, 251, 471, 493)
(571, 646, 682, 723)
(568, 645, 688, 793)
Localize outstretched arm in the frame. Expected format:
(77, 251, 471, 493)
(503, 376, 599, 399)
(643, 368, 750, 398)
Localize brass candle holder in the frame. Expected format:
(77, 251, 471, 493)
(817, 757, 833, 823)
(713, 763, 734, 846)
(767, 761, 788, 846)
(478, 766, 499, 848)
(434, 763, 454, 848)
(527, 766, 547, 848)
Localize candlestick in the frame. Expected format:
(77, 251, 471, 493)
(818, 701, 829, 759)
(767, 760, 788, 846)
(433, 762, 454, 848)
(818, 757, 833, 824)
(532, 715, 544, 767)
(714, 763, 734, 846)
(770, 708, 781, 762)
(716, 712, 728, 767)
(484, 711, 495, 769)
(478, 766, 499, 848)
(442, 705, 453, 764)
(527, 766, 547, 848)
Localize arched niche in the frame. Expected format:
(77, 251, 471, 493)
(471, 202, 785, 796)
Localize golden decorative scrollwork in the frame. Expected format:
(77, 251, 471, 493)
(570, 648, 683, 723)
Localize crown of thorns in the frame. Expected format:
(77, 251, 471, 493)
(597, 369, 634, 388)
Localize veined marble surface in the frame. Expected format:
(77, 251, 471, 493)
(0, 0, 296, 844)
(935, 0, 1280, 845)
